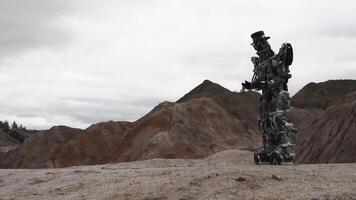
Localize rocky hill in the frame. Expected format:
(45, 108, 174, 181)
(178, 80, 261, 130)
(0, 130, 19, 155)
(0, 130, 18, 147)
(291, 79, 356, 110)
(296, 91, 356, 163)
(177, 80, 232, 103)
(0, 126, 82, 168)
(52, 97, 261, 167)
(1, 79, 355, 168)
(0, 80, 263, 168)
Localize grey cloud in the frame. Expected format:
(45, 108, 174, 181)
(51, 97, 161, 124)
(0, 83, 162, 128)
(323, 26, 356, 39)
(0, 0, 72, 57)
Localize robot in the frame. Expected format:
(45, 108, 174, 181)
(242, 31, 297, 165)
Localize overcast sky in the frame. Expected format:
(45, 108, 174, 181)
(0, 0, 355, 129)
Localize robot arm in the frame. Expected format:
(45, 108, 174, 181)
(242, 57, 262, 90)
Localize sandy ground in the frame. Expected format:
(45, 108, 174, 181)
(0, 150, 355, 200)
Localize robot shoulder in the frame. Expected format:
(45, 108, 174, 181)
(278, 43, 293, 66)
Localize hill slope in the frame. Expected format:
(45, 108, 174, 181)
(297, 92, 356, 163)
(0, 126, 81, 168)
(291, 79, 356, 110)
(178, 80, 261, 129)
(0, 130, 18, 147)
(52, 97, 261, 167)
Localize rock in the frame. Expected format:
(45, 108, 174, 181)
(271, 175, 282, 181)
(235, 177, 246, 182)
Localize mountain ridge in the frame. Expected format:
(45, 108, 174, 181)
(1, 79, 355, 168)
(291, 79, 356, 110)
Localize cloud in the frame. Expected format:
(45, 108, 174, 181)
(0, 0, 72, 58)
(0, 0, 355, 129)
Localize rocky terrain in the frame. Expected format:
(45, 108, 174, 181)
(0, 150, 355, 200)
(177, 80, 261, 130)
(297, 91, 356, 163)
(293, 80, 356, 164)
(0, 127, 32, 155)
(291, 79, 356, 110)
(0, 126, 82, 168)
(0, 130, 18, 147)
(51, 97, 261, 168)
(0, 130, 18, 156)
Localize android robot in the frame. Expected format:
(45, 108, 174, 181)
(242, 31, 297, 165)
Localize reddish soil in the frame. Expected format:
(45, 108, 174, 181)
(52, 97, 261, 167)
(0, 126, 81, 168)
(297, 92, 356, 163)
(291, 79, 356, 110)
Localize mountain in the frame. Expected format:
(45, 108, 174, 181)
(178, 80, 261, 130)
(296, 91, 356, 163)
(177, 80, 234, 103)
(0, 130, 19, 156)
(52, 97, 261, 167)
(291, 79, 356, 110)
(0, 126, 81, 168)
(0, 130, 18, 147)
(51, 121, 132, 167)
(0, 80, 263, 168)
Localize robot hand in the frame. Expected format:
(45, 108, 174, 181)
(242, 81, 252, 89)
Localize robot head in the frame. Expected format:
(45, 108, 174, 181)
(251, 31, 271, 52)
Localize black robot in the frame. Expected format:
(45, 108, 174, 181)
(242, 31, 297, 165)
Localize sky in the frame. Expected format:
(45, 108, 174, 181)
(0, 0, 355, 129)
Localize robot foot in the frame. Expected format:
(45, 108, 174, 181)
(253, 149, 270, 165)
(270, 152, 283, 165)
(254, 148, 294, 165)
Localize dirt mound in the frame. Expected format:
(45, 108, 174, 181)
(0, 130, 19, 155)
(297, 92, 356, 163)
(178, 80, 319, 131)
(52, 97, 261, 167)
(0, 130, 18, 147)
(177, 79, 232, 103)
(51, 121, 132, 167)
(0, 126, 81, 168)
(287, 107, 323, 129)
(291, 79, 356, 110)
(178, 80, 261, 129)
